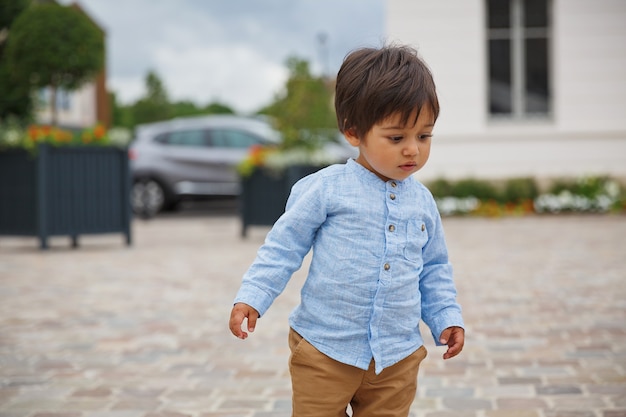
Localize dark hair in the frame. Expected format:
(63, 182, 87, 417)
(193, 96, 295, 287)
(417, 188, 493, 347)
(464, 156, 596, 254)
(335, 44, 440, 139)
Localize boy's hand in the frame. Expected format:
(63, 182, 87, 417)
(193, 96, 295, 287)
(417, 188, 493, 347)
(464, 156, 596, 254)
(229, 303, 259, 340)
(439, 326, 465, 360)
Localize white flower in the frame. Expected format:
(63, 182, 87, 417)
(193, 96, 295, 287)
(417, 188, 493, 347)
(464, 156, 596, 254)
(264, 148, 340, 171)
(4, 130, 21, 145)
(107, 127, 132, 146)
(436, 196, 479, 215)
(604, 180, 620, 199)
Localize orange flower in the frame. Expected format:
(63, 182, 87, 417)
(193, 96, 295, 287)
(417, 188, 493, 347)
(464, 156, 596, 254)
(58, 130, 72, 143)
(27, 126, 38, 139)
(504, 201, 517, 212)
(93, 124, 106, 140)
(249, 145, 266, 166)
(521, 199, 535, 214)
(52, 129, 61, 142)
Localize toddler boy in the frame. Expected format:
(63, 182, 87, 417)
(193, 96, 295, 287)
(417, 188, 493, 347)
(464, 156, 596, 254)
(229, 44, 465, 417)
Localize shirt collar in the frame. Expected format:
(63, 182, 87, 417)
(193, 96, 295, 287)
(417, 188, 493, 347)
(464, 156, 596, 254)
(346, 158, 414, 189)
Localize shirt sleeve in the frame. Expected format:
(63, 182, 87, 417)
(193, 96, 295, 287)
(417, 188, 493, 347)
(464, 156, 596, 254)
(418, 194, 465, 345)
(233, 173, 328, 317)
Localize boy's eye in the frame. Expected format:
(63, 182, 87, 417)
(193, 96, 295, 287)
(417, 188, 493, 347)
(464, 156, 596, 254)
(419, 134, 433, 141)
(389, 136, 403, 142)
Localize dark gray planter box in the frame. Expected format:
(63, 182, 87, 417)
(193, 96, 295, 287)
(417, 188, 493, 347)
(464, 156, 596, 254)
(239, 165, 321, 237)
(0, 144, 132, 249)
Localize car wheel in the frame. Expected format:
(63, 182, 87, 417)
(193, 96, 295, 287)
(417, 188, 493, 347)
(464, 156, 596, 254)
(131, 179, 166, 217)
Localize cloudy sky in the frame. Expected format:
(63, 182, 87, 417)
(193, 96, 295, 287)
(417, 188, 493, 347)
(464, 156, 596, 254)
(60, 0, 386, 114)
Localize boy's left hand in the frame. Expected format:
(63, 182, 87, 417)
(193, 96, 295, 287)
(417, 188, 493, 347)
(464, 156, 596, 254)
(439, 326, 465, 360)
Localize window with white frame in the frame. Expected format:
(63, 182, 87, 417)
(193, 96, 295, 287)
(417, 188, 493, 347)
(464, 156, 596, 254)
(37, 88, 72, 111)
(57, 89, 71, 111)
(487, 0, 551, 119)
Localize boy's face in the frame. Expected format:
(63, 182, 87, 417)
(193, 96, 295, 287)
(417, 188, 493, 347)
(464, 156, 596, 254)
(345, 107, 434, 182)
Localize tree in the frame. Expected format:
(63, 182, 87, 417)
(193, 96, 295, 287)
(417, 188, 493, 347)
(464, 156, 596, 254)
(132, 71, 171, 125)
(259, 56, 336, 149)
(170, 100, 235, 119)
(5, 3, 104, 126)
(109, 91, 135, 129)
(0, 0, 31, 40)
(170, 100, 201, 119)
(110, 69, 238, 129)
(0, 0, 33, 123)
(203, 101, 235, 115)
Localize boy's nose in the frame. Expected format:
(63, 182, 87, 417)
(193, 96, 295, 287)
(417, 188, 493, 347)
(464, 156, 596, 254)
(403, 140, 419, 156)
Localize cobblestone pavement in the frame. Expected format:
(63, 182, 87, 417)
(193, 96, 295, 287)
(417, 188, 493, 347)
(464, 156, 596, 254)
(0, 212, 625, 417)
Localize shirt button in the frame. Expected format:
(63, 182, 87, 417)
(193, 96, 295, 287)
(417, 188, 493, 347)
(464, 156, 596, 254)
(384, 263, 390, 271)
(391, 181, 397, 188)
(388, 224, 395, 232)
(421, 224, 425, 232)
(389, 193, 396, 200)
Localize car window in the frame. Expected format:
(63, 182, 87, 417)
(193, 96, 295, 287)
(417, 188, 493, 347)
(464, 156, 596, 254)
(154, 129, 208, 147)
(153, 132, 168, 144)
(209, 129, 266, 148)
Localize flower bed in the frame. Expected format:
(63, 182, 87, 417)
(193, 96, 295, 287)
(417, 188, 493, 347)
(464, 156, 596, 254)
(428, 176, 625, 217)
(1, 122, 112, 151)
(237, 144, 341, 178)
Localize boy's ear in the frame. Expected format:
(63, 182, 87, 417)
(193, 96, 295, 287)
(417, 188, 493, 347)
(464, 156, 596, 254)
(344, 128, 360, 147)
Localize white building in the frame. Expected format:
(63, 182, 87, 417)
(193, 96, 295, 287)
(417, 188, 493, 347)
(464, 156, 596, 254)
(36, 83, 100, 128)
(387, 0, 626, 182)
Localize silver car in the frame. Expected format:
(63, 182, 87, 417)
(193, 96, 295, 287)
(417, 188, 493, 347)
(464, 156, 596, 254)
(129, 115, 281, 215)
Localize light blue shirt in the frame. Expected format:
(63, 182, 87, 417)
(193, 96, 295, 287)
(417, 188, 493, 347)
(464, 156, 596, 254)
(234, 159, 464, 374)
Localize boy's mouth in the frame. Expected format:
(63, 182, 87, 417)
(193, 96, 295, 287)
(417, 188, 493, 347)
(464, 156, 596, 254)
(400, 162, 417, 171)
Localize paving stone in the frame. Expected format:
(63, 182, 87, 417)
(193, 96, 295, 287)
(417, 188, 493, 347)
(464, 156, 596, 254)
(217, 399, 270, 411)
(495, 397, 548, 409)
(423, 412, 476, 417)
(411, 397, 439, 410)
(550, 396, 608, 409)
(4, 399, 65, 411)
(110, 399, 162, 410)
(441, 397, 493, 410)
(498, 377, 543, 386)
(425, 387, 475, 398)
(71, 388, 112, 398)
(480, 385, 534, 397)
(272, 399, 291, 410)
(31, 414, 82, 417)
(485, 411, 540, 417)
(535, 385, 583, 395)
(543, 411, 596, 417)
(54, 399, 112, 412)
(613, 398, 626, 407)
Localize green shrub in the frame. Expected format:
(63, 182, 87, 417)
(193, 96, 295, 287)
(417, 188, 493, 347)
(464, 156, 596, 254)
(547, 178, 575, 195)
(427, 178, 454, 199)
(450, 178, 499, 201)
(548, 176, 617, 199)
(573, 176, 612, 199)
(502, 177, 539, 203)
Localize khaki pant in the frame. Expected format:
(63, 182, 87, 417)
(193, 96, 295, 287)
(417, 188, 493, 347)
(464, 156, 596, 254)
(288, 328, 427, 417)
